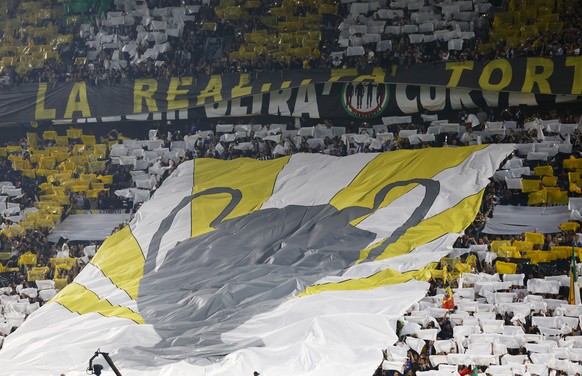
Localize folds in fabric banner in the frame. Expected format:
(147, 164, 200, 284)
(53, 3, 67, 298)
(0, 145, 514, 376)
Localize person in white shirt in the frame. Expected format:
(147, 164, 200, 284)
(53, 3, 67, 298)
(58, 240, 70, 259)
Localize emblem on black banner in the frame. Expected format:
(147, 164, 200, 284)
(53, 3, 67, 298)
(341, 82, 389, 119)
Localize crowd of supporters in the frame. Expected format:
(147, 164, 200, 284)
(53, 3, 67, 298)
(1, 0, 582, 372)
(0, 130, 180, 347)
(0, 102, 581, 361)
(184, 105, 579, 158)
(1, 0, 581, 86)
(373, 262, 582, 376)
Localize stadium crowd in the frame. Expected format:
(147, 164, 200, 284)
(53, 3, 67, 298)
(373, 259, 582, 376)
(0, 103, 581, 359)
(0, 0, 581, 85)
(0, 0, 582, 374)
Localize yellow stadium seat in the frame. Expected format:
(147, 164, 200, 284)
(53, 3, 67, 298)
(27, 132, 39, 149)
(525, 232, 545, 245)
(81, 135, 96, 146)
(522, 179, 541, 192)
(60, 161, 76, 171)
(51, 257, 77, 270)
(43, 131, 57, 141)
(21, 169, 36, 179)
(86, 189, 103, 199)
(18, 252, 37, 267)
(53, 151, 70, 163)
(8, 224, 24, 238)
(40, 157, 56, 169)
(23, 217, 38, 228)
(38, 181, 54, 191)
(491, 240, 512, 252)
(569, 172, 581, 192)
(98, 175, 113, 184)
(29, 154, 42, 164)
(520, 24, 539, 38)
(44, 51, 60, 61)
(528, 189, 547, 205)
(36, 169, 60, 177)
(549, 246, 574, 260)
(71, 185, 89, 193)
(441, 258, 458, 268)
(260, 15, 277, 26)
(318, 3, 338, 14)
(547, 189, 568, 205)
(50, 257, 77, 269)
(47, 213, 61, 223)
(245, 1, 261, 8)
(513, 240, 534, 252)
(524, 250, 549, 264)
(455, 263, 472, 274)
(466, 254, 478, 266)
(537, 21, 549, 32)
(539, 12, 559, 23)
(35, 218, 56, 229)
(11, 159, 30, 170)
(59, 179, 77, 189)
(70, 155, 88, 165)
(54, 277, 68, 290)
(81, 173, 97, 182)
(74, 57, 87, 66)
(534, 165, 553, 177)
(66, 128, 83, 139)
(499, 246, 519, 258)
(72, 144, 85, 154)
(55, 135, 68, 147)
(563, 157, 582, 170)
(6, 145, 22, 154)
(27, 266, 49, 282)
(33, 149, 50, 157)
(495, 11, 514, 24)
(202, 22, 217, 31)
(88, 161, 106, 173)
(522, 8, 538, 22)
(93, 144, 107, 159)
(430, 269, 444, 279)
(560, 222, 580, 232)
(496, 261, 517, 274)
(548, 21, 563, 33)
(39, 194, 57, 203)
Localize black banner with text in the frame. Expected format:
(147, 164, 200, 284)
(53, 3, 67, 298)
(194, 82, 580, 120)
(0, 56, 580, 123)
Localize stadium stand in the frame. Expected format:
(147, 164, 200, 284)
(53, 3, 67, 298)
(0, 107, 581, 358)
(333, 0, 491, 66)
(488, 0, 581, 57)
(0, 0, 582, 374)
(1, 0, 580, 86)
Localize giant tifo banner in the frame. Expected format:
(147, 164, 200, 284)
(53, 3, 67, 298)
(0, 57, 580, 122)
(0, 145, 514, 375)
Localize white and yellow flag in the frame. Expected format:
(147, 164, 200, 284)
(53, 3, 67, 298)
(0, 145, 513, 376)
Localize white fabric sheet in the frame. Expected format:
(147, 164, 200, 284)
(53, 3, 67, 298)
(47, 214, 130, 242)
